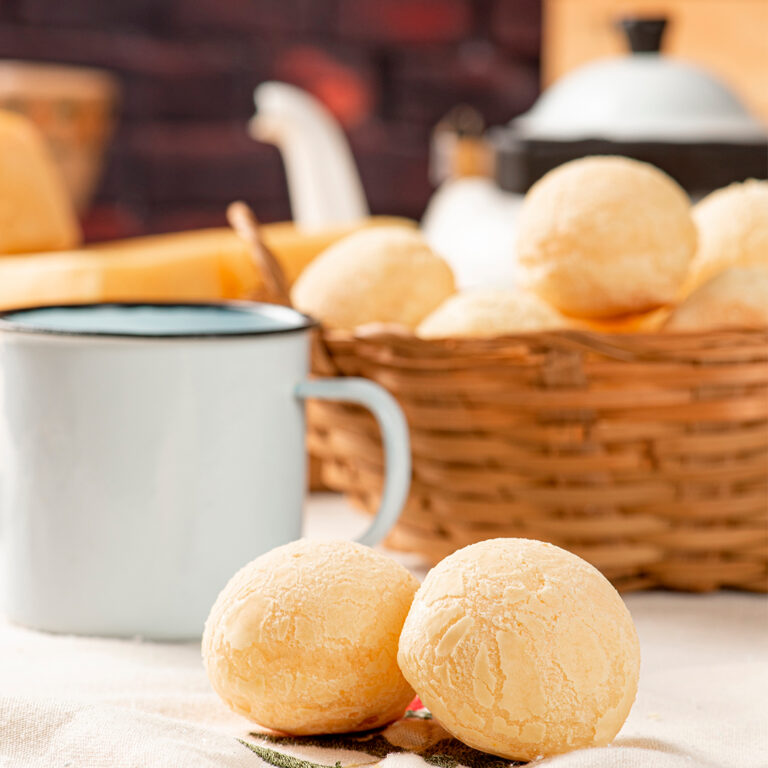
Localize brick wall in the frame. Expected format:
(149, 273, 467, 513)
(0, 0, 541, 239)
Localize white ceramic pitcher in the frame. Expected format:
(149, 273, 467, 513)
(0, 302, 410, 639)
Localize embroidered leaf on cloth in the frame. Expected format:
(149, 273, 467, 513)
(239, 709, 523, 768)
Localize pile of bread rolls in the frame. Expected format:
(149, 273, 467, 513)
(292, 157, 768, 337)
(204, 537, 640, 761)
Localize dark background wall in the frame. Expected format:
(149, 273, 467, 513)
(0, 0, 541, 239)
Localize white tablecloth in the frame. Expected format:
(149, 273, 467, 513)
(1, 495, 766, 768)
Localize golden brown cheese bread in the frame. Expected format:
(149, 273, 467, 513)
(291, 226, 455, 330)
(516, 156, 696, 319)
(398, 538, 640, 762)
(203, 540, 418, 735)
(417, 288, 570, 338)
(684, 179, 768, 294)
(665, 266, 768, 331)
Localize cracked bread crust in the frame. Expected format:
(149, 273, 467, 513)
(417, 289, 570, 338)
(290, 226, 455, 331)
(685, 179, 768, 293)
(203, 539, 419, 735)
(397, 538, 640, 761)
(517, 156, 696, 319)
(665, 266, 768, 331)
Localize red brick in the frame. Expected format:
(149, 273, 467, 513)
(338, 0, 471, 44)
(0, 0, 20, 21)
(491, 0, 541, 60)
(18, 0, 170, 32)
(122, 65, 256, 122)
(0, 24, 258, 120)
(18, 0, 329, 36)
(0, 24, 246, 76)
(81, 204, 145, 242)
(388, 45, 540, 127)
(120, 122, 288, 207)
(126, 122, 256, 158)
(145, 200, 292, 235)
(350, 122, 432, 218)
(171, 0, 328, 34)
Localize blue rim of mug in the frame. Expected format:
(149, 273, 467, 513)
(0, 301, 318, 339)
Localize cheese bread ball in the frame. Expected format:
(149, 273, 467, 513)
(203, 540, 419, 734)
(684, 179, 768, 293)
(417, 289, 570, 338)
(398, 538, 640, 762)
(291, 226, 455, 330)
(517, 156, 696, 318)
(665, 267, 768, 332)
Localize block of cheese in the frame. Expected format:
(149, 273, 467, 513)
(0, 109, 81, 254)
(0, 230, 253, 310)
(0, 218, 413, 310)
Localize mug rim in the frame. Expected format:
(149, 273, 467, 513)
(0, 301, 318, 340)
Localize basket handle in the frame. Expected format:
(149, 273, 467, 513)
(227, 200, 338, 375)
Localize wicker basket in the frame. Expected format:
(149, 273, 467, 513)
(308, 326, 768, 593)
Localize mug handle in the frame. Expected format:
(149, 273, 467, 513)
(295, 377, 410, 547)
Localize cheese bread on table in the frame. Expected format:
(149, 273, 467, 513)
(203, 540, 418, 735)
(398, 538, 640, 762)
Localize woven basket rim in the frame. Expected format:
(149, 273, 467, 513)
(319, 326, 768, 366)
(322, 324, 768, 345)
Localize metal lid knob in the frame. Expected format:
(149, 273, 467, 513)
(619, 17, 668, 54)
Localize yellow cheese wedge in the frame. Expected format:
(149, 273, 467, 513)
(0, 218, 414, 310)
(0, 231, 250, 310)
(0, 109, 81, 254)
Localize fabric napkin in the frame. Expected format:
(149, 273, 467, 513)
(0, 592, 766, 768)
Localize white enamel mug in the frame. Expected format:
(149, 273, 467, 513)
(0, 302, 410, 639)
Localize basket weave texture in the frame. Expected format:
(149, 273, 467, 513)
(308, 326, 768, 592)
